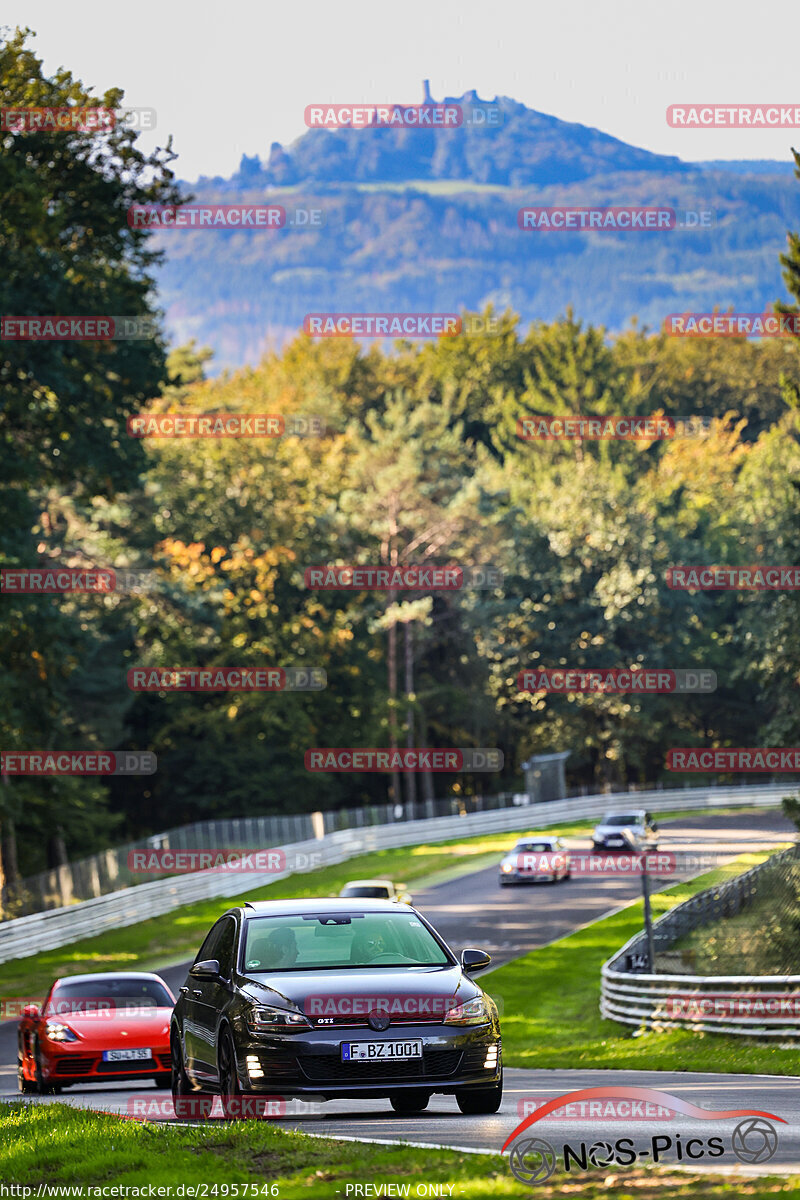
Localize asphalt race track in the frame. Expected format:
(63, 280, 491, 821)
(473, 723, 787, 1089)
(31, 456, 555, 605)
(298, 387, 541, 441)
(2, 810, 798, 1175)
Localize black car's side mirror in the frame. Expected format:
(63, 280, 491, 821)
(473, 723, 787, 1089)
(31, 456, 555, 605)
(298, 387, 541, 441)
(190, 958, 221, 979)
(461, 948, 492, 974)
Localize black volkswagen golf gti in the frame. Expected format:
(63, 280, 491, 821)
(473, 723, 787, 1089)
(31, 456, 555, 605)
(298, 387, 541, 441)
(171, 898, 502, 1117)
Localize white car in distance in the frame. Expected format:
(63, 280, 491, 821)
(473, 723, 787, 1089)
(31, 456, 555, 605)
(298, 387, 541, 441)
(338, 878, 413, 904)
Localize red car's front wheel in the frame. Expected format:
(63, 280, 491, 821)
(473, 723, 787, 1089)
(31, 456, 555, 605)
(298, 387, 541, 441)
(17, 1054, 37, 1094)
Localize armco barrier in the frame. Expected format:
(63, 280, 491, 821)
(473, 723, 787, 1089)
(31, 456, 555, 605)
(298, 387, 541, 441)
(0, 783, 792, 965)
(601, 844, 800, 1037)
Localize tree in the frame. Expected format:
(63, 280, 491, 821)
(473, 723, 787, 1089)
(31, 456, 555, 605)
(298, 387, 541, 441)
(0, 27, 183, 891)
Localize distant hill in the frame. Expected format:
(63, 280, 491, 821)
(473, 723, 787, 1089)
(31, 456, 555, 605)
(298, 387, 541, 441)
(693, 160, 797, 177)
(152, 87, 800, 371)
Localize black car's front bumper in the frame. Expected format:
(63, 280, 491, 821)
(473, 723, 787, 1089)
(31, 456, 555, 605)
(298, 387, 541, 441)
(229, 1023, 501, 1099)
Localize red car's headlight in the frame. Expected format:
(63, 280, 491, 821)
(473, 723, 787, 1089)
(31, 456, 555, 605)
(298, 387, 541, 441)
(44, 1021, 79, 1042)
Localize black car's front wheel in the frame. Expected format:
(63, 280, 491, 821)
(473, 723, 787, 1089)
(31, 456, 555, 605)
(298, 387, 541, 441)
(389, 1089, 430, 1113)
(218, 1028, 251, 1119)
(171, 1032, 213, 1119)
(455, 1067, 503, 1114)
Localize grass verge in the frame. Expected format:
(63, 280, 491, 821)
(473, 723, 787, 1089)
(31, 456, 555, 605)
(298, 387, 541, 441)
(1, 1102, 798, 1198)
(484, 848, 799, 1075)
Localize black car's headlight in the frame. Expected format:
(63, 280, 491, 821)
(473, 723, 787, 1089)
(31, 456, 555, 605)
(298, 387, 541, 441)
(44, 1021, 79, 1042)
(444, 997, 489, 1026)
(500, 862, 515, 873)
(245, 1005, 312, 1034)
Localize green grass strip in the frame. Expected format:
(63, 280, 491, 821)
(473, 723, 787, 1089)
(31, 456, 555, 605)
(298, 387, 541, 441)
(1, 1102, 798, 1198)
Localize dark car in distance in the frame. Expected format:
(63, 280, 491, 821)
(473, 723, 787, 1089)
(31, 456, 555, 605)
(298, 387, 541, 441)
(170, 898, 501, 1118)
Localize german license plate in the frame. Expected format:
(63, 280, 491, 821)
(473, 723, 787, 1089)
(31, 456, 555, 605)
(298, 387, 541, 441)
(608, 838, 625, 846)
(102, 1048, 151, 1062)
(342, 1040, 422, 1062)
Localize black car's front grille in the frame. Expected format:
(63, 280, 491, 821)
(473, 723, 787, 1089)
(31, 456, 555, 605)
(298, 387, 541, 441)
(96, 1057, 159, 1074)
(260, 1054, 301, 1081)
(298, 1049, 462, 1082)
(308, 1014, 445, 1028)
(55, 1057, 96, 1074)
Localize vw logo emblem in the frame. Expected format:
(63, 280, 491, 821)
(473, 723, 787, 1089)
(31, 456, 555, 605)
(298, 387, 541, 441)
(732, 1117, 778, 1164)
(508, 1137, 556, 1186)
(368, 1015, 391, 1032)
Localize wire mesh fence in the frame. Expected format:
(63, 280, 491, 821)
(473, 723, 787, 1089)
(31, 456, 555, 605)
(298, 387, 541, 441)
(606, 843, 800, 976)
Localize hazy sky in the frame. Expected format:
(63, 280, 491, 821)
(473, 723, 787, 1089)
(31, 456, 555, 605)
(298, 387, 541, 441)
(5, 0, 800, 180)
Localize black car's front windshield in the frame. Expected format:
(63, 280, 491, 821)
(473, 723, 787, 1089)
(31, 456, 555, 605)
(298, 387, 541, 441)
(242, 912, 451, 972)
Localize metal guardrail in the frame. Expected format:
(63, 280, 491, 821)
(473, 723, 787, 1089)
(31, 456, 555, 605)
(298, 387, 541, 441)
(9, 792, 528, 916)
(0, 782, 790, 966)
(601, 845, 800, 1037)
(11, 775, 793, 917)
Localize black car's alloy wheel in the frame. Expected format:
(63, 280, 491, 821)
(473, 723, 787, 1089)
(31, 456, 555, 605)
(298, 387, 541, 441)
(389, 1089, 430, 1113)
(171, 1032, 213, 1118)
(218, 1028, 254, 1119)
(455, 1066, 503, 1114)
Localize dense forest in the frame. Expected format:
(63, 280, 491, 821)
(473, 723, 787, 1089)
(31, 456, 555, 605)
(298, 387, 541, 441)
(3, 30, 800, 883)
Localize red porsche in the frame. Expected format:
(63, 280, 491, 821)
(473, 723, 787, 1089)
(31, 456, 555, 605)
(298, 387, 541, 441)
(17, 971, 175, 1093)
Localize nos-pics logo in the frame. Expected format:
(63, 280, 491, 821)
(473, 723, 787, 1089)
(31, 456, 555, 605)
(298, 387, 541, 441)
(503, 1087, 782, 1185)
